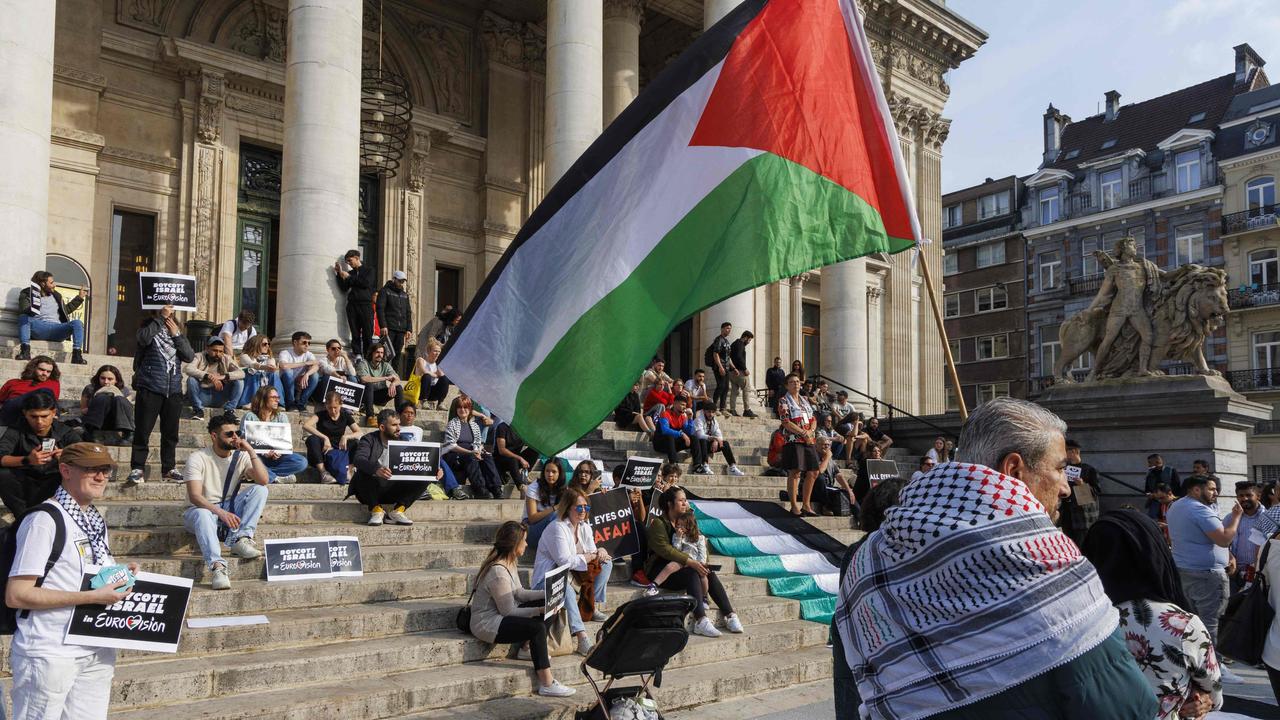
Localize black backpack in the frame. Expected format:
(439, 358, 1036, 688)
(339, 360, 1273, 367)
(703, 342, 718, 367)
(0, 505, 67, 634)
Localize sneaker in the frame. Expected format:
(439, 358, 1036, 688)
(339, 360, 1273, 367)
(693, 616, 722, 638)
(230, 537, 261, 559)
(385, 508, 413, 525)
(724, 613, 744, 633)
(165, 469, 186, 483)
(743, 410, 757, 419)
(368, 508, 385, 526)
(450, 488, 469, 501)
(727, 409, 739, 416)
(575, 634, 594, 656)
(276, 474, 297, 484)
(364, 415, 378, 428)
(696, 464, 713, 475)
(1220, 667, 1246, 684)
(728, 465, 745, 476)
(124, 469, 145, 487)
(630, 569, 651, 587)
(210, 563, 231, 590)
(516, 645, 532, 661)
(501, 483, 516, 499)
(537, 680, 576, 698)
(318, 470, 338, 485)
(188, 409, 204, 421)
(643, 583, 659, 597)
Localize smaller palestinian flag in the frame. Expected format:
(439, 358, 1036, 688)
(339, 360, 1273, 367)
(692, 499, 849, 624)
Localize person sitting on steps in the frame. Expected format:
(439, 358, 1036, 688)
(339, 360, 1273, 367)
(15, 270, 88, 365)
(183, 338, 245, 420)
(348, 408, 434, 526)
(0, 391, 83, 516)
(441, 397, 502, 499)
(0, 355, 62, 426)
(79, 364, 134, 446)
(240, 385, 309, 484)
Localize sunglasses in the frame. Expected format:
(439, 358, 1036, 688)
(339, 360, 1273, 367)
(219, 430, 239, 438)
(574, 504, 591, 512)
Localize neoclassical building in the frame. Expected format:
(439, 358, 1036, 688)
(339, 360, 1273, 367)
(0, 0, 982, 416)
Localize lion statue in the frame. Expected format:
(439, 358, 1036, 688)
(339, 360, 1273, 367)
(1055, 263, 1228, 381)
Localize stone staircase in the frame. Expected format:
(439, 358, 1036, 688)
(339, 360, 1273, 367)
(0, 341, 911, 719)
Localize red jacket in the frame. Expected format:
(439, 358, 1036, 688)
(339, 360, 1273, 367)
(643, 387, 674, 413)
(0, 378, 60, 403)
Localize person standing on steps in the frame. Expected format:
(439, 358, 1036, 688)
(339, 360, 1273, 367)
(777, 373, 819, 517)
(182, 413, 271, 591)
(727, 330, 756, 418)
(334, 249, 376, 359)
(15, 270, 88, 365)
(127, 305, 195, 486)
(705, 322, 734, 413)
(375, 270, 413, 375)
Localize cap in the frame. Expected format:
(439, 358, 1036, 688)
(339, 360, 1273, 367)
(392, 270, 407, 281)
(60, 442, 116, 468)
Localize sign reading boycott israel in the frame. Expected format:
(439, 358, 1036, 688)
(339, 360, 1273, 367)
(64, 570, 193, 653)
(320, 375, 365, 413)
(264, 537, 365, 580)
(588, 488, 640, 558)
(619, 456, 662, 490)
(388, 441, 440, 481)
(139, 272, 197, 312)
(328, 536, 364, 577)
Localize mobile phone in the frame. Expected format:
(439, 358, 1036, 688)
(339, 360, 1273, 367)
(705, 564, 722, 573)
(40, 439, 55, 452)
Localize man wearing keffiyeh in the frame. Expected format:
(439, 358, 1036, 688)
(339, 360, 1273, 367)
(834, 397, 1156, 720)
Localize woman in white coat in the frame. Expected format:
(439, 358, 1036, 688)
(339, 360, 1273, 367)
(530, 486, 613, 656)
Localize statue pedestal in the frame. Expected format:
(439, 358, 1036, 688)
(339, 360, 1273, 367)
(1038, 375, 1270, 510)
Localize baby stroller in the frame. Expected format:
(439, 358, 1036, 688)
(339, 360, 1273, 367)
(574, 593, 697, 720)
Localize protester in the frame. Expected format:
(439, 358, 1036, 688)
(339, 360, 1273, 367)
(683, 369, 710, 407)
(569, 460, 603, 495)
(910, 455, 935, 482)
(790, 359, 806, 383)
(834, 397, 1157, 720)
(411, 339, 450, 410)
(318, 338, 359, 384)
(813, 436, 855, 517)
(646, 486, 742, 637)
(395, 402, 462, 500)
(6, 443, 135, 718)
(652, 396, 692, 465)
(1060, 438, 1102, 546)
(356, 342, 403, 423)
(469, 521, 576, 697)
(1081, 510, 1221, 720)
(334, 249, 376, 358)
(1230, 480, 1265, 594)
(216, 310, 257, 354)
(182, 414, 270, 590)
(727, 331, 756, 418)
(183, 338, 245, 420)
(493, 421, 538, 489)
(79, 364, 134, 445)
(639, 358, 673, 402)
(524, 456, 566, 546)
(645, 507, 709, 598)
(442, 397, 502, 499)
(237, 334, 285, 409)
(863, 417, 893, 453)
(1258, 526, 1280, 705)
(127, 306, 194, 486)
(642, 376, 675, 419)
(851, 443, 886, 506)
(705, 322, 734, 412)
(531, 487, 614, 654)
(690, 402, 743, 476)
(629, 463, 682, 586)
(1146, 454, 1182, 517)
(925, 437, 948, 463)
(1152, 482, 1176, 545)
(416, 308, 460, 352)
(0, 392, 83, 515)
(239, 385, 308, 484)
(348, 408, 434, 525)
(777, 373, 819, 517)
(450, 393, 495, 445)
(1192, 459, 1213, 478)
(277, 331, 321, 412)
(301, 391, 360, 485)
(15, 270, 87, 364)
(816, 413, 845, 460)
(375, 270, 413, 369)
(0, 355, 63, 428)
(613, 381, 655, 438)
(765, 356, 786, 411)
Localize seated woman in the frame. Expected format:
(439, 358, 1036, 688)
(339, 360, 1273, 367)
(238, 334, 286, 409)
(469, 521, 575, 698)
(356, 343, 403, 424)
(412, 339, 451, 410)
(613, 381, 655, 437)
(0, 355, 60, 425)
(1081, 510, 1221, 720)
(79, 364, 134, 445)
(318, 338, 358, 383)
(301, 391, 361, 485)
(240, 385, 309, 483)
(642, 378, 675, 420)
(646, 486, 743, 637)
(569, 459, 602, 495)
(524, 456, 565, 546)
(531, 487, 613, 655)
(441, 397, 501, 499)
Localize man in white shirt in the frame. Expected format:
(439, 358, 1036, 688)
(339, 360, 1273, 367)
(217, 310, 257, 353)
(278, 331, 321, 411)
(684, 369, 711, 405)
(6, 442, 139, 720)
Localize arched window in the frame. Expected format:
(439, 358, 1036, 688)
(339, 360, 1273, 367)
(45, 253, 91, 340)
(1248, 176, 1276, 214)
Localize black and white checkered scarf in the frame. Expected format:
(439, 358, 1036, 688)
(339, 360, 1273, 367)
(54, 486, 111, 565)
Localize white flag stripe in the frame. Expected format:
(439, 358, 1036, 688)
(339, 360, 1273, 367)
(778, 554, 841, 578)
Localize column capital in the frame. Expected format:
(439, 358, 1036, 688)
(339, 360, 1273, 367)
(604, 0, 646, 24)
(790, 272, 813, 286)
(480, 11, 546, 72)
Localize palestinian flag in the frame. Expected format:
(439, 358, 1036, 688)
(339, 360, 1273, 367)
(692, 499, 848, 624)
(442, 0, 920, 453)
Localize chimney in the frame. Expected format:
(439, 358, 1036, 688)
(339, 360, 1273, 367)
(1104, 90, 1121, 122)
(1043, 104, 1067, 165)
(1235, 43, 1266, 88)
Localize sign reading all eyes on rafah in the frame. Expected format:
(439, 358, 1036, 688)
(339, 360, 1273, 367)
(139, 273, 197, 312)
(587, 488, 640, 558)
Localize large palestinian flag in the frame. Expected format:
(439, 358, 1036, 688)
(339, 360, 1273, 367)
(442, 0, 921, 453)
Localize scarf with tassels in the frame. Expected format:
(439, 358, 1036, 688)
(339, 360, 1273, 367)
(53, 486, 111, 565)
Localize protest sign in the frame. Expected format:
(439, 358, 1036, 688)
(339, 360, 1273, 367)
(587, 488, 640, 558)
(543, 563, 570, 619)
(619, 456, 663, 490)
(139, 272, 197, 311)
(321, 375, 365, 413)
(387, 441, 440, 481)
(264, 537, 333, 581)
(64, 570, 193, 653)
(866, 459, 900, 489)
(327, 536, 364, 577)
(243, 421, 292, 455)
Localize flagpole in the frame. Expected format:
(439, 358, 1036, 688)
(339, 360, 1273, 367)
(915, 242, 969, 421)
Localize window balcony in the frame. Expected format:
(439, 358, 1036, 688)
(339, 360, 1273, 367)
(1255, 420, 1280, 435)
(1224, 368, 1280, 392)
(1228, 283, 1280, 310)
(1222, 205, 1280, 236)
(1069, 273, 1105, 296)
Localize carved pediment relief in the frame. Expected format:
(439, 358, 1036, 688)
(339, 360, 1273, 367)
(117, 0, 177, 34)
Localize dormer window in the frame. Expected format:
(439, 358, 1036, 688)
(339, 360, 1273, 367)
(1100, 139, 1117, 150)
(1064, 149, 1080, 160)
(1175, 149, 1201, 193)
(1188, 111, 1206, 123)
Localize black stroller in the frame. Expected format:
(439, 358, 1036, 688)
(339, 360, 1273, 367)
(574, 594, 697, 720)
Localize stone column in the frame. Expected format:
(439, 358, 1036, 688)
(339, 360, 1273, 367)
(789, 274, 808, 366)
(0, 0, 56, 333)
(275, 0, 363, 341)
(821, 259, 869, 399)
(544, 0, 602, 186)
(603, 0, 643, 124)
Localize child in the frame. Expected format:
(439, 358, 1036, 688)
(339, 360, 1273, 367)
(645, 511, 709, 602)
(1151, 482, 1175, 546)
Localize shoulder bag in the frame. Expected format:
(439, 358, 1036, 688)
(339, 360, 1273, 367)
(1218, 532, 1279, 665)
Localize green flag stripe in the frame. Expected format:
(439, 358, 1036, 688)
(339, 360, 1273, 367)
(768, 575, 828, 600)
(801, 596, 837, 624)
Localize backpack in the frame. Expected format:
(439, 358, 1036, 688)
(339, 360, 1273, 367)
(767, 429, 786, 468)
(0, 504, 67, 634)
(704, 343, 717, 366)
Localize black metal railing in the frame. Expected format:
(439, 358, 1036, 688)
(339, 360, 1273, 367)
(1225, 368, 1280, 392)
(1256, 420, 1280, 435)
(1228, 283, 1280, 309)
(1223, 204, 1280, 235)
(1096, 468, 1148, 498)
(1069, 273, 1105, 296)
(811, 373, 957, 441)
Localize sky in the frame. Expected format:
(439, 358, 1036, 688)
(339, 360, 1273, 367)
(940, 0, 1280, 194)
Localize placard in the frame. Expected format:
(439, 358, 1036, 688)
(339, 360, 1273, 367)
(327, 536, 364, 577)
(388, 441, 440, 481)
(587, 488, 640, 558)
(243, 420, 293, 455)
(866, 459, 900, 489)
(543, 563, 570, 619)
(619, 456, 663, 490)
(64, 569, 193, 653)
(321, 375, 365, 413)
(264, 537, 332, 581)
(139, 272, 197, 312)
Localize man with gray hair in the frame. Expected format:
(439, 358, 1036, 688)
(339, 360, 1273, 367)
(834, 397, 1155, 719)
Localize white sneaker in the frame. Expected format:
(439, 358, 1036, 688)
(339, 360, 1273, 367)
(693, 616, 722, 638)
(124, 469, 144, 486)
(1220, 667, 1246, 684)
(728, 465, 745, 476)
(385, 508, 414, 525)
(277, 474, 297, 484)
(318, 470, 338, 484)
(230, 537, 261, 559)
(210, 563, 231, 590)
(538, 680, 576, 698)
(368, 509, 385, 526)
(575, 634, 594, 656)
(724, 613, 744, 633)
(165, 469, 185, 483)
(516, 645, 532, 661)
(644, 583, 659, 597)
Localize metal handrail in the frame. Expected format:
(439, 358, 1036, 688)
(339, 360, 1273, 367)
(811, 373, 957, 440)
(1095, 468, 1147, 496)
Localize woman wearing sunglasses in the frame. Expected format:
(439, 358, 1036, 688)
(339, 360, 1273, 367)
(569, 460, 602, 495)
(530, 487, 613, 656)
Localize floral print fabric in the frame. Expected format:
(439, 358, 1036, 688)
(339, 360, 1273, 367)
(1116, 599, 1222, 719)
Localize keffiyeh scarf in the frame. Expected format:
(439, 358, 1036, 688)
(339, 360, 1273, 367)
(27, 282, 42, 314)
(54, 486, 111, 565)
(834, 462, 1118, 720)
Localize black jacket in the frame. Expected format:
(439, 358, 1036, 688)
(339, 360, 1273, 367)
(132, 317, 195, 396)
(1143, 465, 1181, 496)
(336, 265, 376, 305)
(18, 286, 83, 323)
(729, 339, 750, 374)
(0, 421, 83, 480)
(375, 281, 413, 333)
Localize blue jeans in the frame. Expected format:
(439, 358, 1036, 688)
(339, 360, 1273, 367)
(240, 372, 285, 407)
(19, 315, 84, 349)
(182, 484, 269, 569)
(440, 461, 459, 493)
(281, 369, 321, 410)
(533, 559, 612, 635)
(261, 452, 308, 483)
(187, 377, 244, 413)
(526, 513, 553, 546)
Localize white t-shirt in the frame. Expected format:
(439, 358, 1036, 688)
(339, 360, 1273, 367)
(278, 348, 316, 368)
(422, 361, 443, 387)
(219, 319, 257, 351)
(523, 480, 559, 520)
(10, 502, 118, 658)
(184, 448, 253, 507)
(399, 426, 423, 442)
